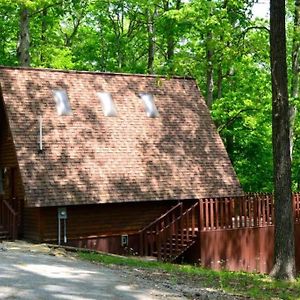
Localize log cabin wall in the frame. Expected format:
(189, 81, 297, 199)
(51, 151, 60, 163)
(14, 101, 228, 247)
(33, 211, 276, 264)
(0, 99, 25, 236)
(0, 100, 18, 170)
(28, 201, 176, 254)
(23, 208, 42, 241)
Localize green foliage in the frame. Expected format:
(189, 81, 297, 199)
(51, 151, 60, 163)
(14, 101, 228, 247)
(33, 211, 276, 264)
(0, 0, 299, 192)
(79, 251, 300, 300)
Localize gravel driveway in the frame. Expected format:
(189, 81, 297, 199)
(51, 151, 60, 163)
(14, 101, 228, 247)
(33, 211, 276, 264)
(0, 241, 186, 300)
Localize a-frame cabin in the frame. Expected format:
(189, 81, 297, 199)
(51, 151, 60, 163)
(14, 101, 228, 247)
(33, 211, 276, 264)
(0, 66, 242, 261)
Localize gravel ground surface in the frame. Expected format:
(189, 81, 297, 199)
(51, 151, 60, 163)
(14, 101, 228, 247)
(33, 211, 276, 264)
(0, 241, 250, 300)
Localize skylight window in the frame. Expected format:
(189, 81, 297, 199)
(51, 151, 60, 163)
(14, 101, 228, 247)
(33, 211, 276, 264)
(97, 92, 117, 117)
(53, 89, 72, 116)
(139, 93, 159, 118)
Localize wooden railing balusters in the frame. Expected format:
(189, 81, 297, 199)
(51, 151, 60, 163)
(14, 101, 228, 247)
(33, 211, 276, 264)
(191, 206, 195, 236)
(139, 202, 183, 257)
(0, 196, 18, 240)
(139, 201, 200, 261)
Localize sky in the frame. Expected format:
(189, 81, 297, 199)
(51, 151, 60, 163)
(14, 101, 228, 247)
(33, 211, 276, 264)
(252, 0, 270, 19)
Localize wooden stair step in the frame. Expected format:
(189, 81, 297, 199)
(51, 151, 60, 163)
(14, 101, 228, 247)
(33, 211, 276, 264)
(166, 240, 195, 250)
(152, 251, 182, 257)
(170, 236, 196, 241)
(164, 242, 190, 248)
(0, 225, 9, 240)
(0, 234, 9, 240)
(153, 240, 196, 255)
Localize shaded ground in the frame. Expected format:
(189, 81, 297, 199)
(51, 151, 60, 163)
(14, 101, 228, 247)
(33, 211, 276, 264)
(0, 241, 248, 300)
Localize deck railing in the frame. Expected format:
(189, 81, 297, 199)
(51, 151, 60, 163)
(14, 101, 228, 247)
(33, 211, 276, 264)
(198, 193, 300, 231)
(199, 194, 274, 231)
(294, 193, 300, 224)
(0, 195, 18, 240)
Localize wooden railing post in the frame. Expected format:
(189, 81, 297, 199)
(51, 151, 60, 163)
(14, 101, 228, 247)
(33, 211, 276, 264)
(157, 233, 161, 260)
(198, 199, 203, 231)
(191, 205, 195, 235)
(180, 204, 184, 248)
(139, 232, 144, 256)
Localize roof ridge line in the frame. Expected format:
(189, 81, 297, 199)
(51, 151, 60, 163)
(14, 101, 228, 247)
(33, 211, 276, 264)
(0, 65, 194, 80)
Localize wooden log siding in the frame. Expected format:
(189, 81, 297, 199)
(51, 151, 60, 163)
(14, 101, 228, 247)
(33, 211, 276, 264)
(38, 201, 176, 243)
(0, 108, 18, 168)
(0, 105, 24, 203)
(23, 208, 42, 241)
(0, 103, 24, 238)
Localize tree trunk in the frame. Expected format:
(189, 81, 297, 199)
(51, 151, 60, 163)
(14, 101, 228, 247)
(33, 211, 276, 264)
(289, 106, 297, 158)
(166, 31, 174, 64)
(290, 0, 300, 159)
(291, 0, 300, 100)
(163, 0, 180, 71)
(40, 8, 47, 64)
(17, 7, 30, 67)
(206, 31, 214, 109)
(269, 0, 296, 280)
(217, 65, 223, 99)
(98, 23, 106, 71)
(147, 9, 155, 74)
(163, 0, 174, 68)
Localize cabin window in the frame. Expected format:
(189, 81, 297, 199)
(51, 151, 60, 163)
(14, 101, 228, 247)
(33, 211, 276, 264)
(139, 93, 159, 118)
(53, 89, 72, 116)
(97, 92, 117, 117)
(0, 169, 4, 194)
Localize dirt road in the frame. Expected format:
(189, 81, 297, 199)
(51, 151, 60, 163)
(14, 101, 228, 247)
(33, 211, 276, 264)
(0, 241, 186, 300)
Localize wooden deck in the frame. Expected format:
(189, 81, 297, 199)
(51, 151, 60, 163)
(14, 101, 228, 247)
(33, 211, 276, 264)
(139, 194, 300, 273)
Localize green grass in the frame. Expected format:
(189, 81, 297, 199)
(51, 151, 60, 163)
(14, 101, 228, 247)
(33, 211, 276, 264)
(78, 252, 300, 300)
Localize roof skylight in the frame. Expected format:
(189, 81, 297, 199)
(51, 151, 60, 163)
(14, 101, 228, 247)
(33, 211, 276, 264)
(139, 93, 159, 118)
(97, 92, 117, 117)
(53, 90, 72, 116)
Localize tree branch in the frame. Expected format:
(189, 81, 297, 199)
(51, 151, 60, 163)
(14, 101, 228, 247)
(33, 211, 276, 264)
(218, 108, 257, 132)
(29, 0, 63, 17)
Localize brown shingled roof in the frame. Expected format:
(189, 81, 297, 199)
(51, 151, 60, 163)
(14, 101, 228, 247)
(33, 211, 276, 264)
(0, 66, 243, 207)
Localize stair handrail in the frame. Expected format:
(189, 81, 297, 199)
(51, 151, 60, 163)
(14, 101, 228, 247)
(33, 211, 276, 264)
(2, 199, 17, 217)
(156, 201, 199, 261)
(158, 201, 199, 234)
(138, 202, 183, 234)
(0, 197, 18, 240)
(139, 202, 183, 256)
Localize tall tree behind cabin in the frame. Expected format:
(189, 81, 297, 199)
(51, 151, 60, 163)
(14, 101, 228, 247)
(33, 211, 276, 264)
(269, 0, 296, 280)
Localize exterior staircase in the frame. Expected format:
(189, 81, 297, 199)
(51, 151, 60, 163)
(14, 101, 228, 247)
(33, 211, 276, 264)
(0, 196, 18, 241)
(0, 225, 9, 241)
(139, 201, 200, 262)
